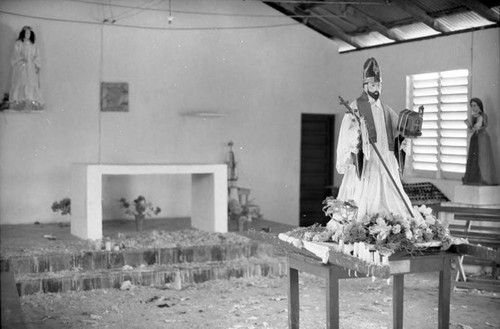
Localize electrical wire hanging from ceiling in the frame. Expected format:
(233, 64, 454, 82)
(0, 9, 301, 31)
(168, 0, 173, 24)
(65, 0, 345, 19)
(110, 0, 163, 22)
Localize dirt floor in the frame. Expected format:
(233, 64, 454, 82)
(2, 219, 500, 329)
(19, 272, 500, 329)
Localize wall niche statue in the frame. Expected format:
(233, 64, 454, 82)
(10, 26, 44, 111)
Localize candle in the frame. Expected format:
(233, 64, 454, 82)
(346, 244, 353, 255)
(382, 255, 389, 265)
(358, 242, 365, 260)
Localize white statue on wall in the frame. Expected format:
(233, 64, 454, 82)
(10, 26, 44, 111)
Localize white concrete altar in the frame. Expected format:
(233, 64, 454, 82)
(71, 164, 228, 240)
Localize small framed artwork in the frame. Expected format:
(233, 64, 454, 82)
(100, 82, 129, 112)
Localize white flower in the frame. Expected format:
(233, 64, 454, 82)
(332, 212, 345, 222)
(392, 224, 401, 234)
(326, 219, 342, 231)
(369, 217, 392, 241)
(412, 228, 424, 242)
(332, 229, 344, 242)
(418, 205, 433, 216)
(425, 215, 436, 226)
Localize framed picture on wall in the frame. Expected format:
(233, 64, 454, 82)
(100, 82, 129, 112)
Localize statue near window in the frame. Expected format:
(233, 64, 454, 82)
(462, 97, 498, 186)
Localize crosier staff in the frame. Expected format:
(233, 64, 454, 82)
(338, 95, 413, 215)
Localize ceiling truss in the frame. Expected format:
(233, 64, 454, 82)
(263, 0, 500, 52)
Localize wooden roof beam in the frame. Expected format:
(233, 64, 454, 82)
(456, 0, 500, 23)
(309, 7, 363, 48)
(345, 5, 404, 41)
(279, 3, 361, 48)
(390, 0, 452, 33)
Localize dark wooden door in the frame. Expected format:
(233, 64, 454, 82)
(300, 114, 335, 227)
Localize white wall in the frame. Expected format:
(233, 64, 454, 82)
(0, 0, 339, 226)
(0, 1, 498, 226)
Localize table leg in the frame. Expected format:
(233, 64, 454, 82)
(438, 257, 451, 329)
(393, 274, 404, 329)
(288, 267, 300, 329)
(326, 267, 340, 329)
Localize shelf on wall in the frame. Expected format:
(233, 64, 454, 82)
(1, 109, 45, 113)
(180, 111, 226, 118)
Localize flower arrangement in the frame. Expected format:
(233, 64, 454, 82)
(119, 196, 161, 232)
(285, 197, 453, 256)
(119, 196, 161, 218)
(51, 198, 71, 215)
(320, 197, 452, 255)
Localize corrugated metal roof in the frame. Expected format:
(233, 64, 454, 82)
(391, 22, 440, 40)
(441, 11, 497, 31)
(264, 1, 500, 53)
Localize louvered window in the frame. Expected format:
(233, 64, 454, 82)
(407, 69, 469, 179)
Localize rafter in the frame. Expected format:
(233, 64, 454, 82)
(345, 5, 404, 41)
(456, 0, 500, 23)
(309, 7, 363, 48)
(390, 0, 452, 33)
(276, 2, 361, 48)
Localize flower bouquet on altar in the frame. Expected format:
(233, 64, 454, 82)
(119, 196, 161, 232)
(321, 197, 455, 255)
(279, 197, 466, 271)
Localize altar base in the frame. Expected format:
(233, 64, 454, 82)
(453, 185, 500, 206)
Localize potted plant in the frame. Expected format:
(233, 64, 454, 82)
(119, 196, 161, 232)
(52, 197, 71, 215)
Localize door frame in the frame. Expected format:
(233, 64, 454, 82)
(299, 113, 336, 226)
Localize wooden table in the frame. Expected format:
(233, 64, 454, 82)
(287, 250, 456, 329)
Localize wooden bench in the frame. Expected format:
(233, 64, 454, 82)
(434, 204, 500, 291)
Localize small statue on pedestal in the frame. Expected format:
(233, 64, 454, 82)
(462, 97, 498, 186)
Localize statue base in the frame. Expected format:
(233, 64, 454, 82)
(453, 185, 500, 206)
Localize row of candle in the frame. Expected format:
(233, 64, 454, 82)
(333, 239, 390, 265)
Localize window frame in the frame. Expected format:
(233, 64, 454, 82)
(405, 69, 470, 181)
